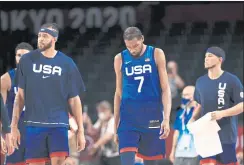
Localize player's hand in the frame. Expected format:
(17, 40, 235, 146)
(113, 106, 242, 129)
(159, 119, 170, 139)
(169, 152, 175, 163)
(114, 134, 119, 145)
(211, 111, 224, 120)
(76, 131, 86, 152)
(11, 126, 21, 150)
(1, 136, 7, 154)
(5, 133, 15, 155)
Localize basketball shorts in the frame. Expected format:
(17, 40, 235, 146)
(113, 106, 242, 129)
(118, 130, 165, 160)
(6, 121, 26, 165)
(25, 126, 69, 163)
(199, 143, 237, 165)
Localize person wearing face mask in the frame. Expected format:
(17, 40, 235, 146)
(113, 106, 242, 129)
(169, 86, 199, 165)
(88, 100, 120, 165)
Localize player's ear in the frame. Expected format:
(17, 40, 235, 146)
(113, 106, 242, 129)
(141, 35, 144, 42)
(219, 57, 223, 64)
(54, 37, 58, 42)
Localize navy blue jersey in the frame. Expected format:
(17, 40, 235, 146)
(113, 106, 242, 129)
(194, 71, 243, 143)
(121, 46, 161, 101)
(6, 69, 25, 121)
(119, 46, 163, 132)
(17, 50, 85, 128)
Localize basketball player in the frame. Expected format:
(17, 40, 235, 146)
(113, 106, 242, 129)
(114, 27, 172, 165)
(1, 93, 14, 156)
(1, 42, 33, 164)
(191, 46, 243, 165)
(11, 23, 86, 165)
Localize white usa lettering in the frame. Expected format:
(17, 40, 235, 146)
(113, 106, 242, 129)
(125, 64, 152, 76)
(240, 92, 243, 99)
(33, 64, 62, 76)
(217, 83, 226, 109)
(14, 87, 18, 94)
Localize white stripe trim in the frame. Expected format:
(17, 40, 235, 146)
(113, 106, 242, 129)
(24, 121, 69, 125)
(148, 126, 160, 128)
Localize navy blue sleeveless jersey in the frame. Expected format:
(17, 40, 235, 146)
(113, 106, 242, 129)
(119, 46, 163, 132)
(194, 71, 243, 143)
(17, 50, 85, 128)
(6, 69, 25, 122)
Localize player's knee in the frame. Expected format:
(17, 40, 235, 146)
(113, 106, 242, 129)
(51, 157, 66, 165)
(201, 163, 216, 165)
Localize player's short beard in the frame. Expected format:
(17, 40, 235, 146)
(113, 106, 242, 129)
(38, 40, 52, 51)
(205, 64, 216, 70)
(131, 44, 143, 57)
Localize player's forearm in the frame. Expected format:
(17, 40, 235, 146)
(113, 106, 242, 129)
(0, 95, 11, 133)
(69, 96, 84, 132)
(114, 93, 121, 133)
(222, 102, 244, 117)
(171, 130, 179, 154)
(1, 74, 10, 104)
(94, 133, 113, 148)
(162, 87, 172, 120)
(0, 89, 7, 104)
(11, 92, 24, 127)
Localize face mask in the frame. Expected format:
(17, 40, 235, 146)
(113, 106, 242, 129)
(98, 112, 106, 120)
(181, 98, 191, 105)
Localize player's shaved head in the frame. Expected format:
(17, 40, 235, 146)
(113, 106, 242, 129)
(15, 42, 33, 64)
(15, 42, 33, 54)
(123, 27, 143, 40)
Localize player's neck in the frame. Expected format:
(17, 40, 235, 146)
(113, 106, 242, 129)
(139, 44, 147, 56)
(41, 47, 57, 58)
(208, 67, 224, 80)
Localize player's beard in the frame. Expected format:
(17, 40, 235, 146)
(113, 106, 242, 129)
(205, 64, 217, 70)
(131, 44, 143, 57)
(38, 40, 52, 51)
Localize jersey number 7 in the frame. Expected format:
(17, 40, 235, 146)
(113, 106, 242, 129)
(134, 76, 144, 93)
